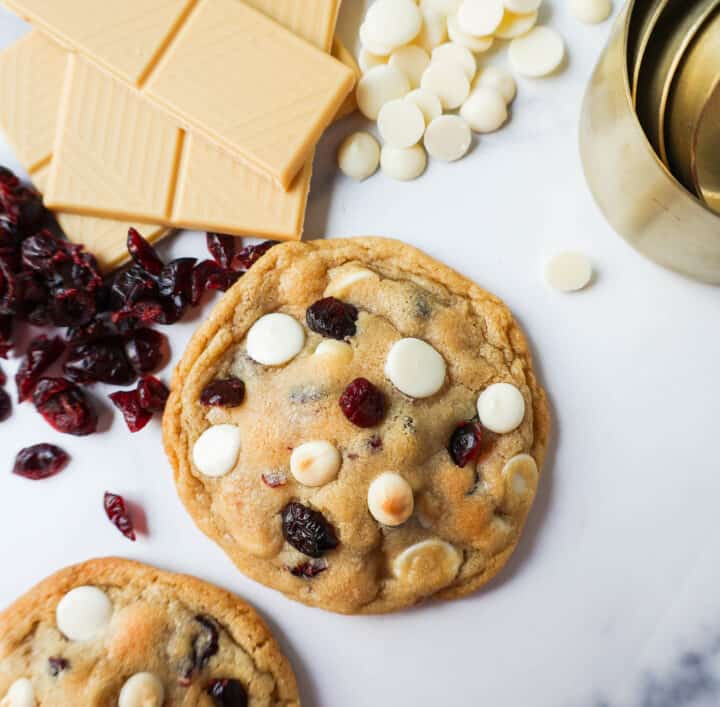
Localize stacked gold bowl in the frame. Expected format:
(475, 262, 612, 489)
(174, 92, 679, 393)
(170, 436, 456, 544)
(580, 0, 720, 284)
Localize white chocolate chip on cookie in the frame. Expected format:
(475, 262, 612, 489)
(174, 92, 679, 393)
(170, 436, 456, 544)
(290, 441, 342, 487)
(393, 539, 462, 590)
(246, 313, 305, 366)
(368, 472, 414, 526)
(0, 679, 35, 707)
(477, 383, 525, 433)
(325, 266, 378, 297)
(118, 673, 165, 707)
(314, 340, 353, 364)
(385, 338, 446, 398)
(56, 586, 112, 641)
(502, 454, 538, 509)
(192, 424, 242, 477)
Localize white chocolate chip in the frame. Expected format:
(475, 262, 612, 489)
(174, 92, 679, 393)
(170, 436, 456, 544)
(569, 0, 612, 24)
(422, 0, 462, 14)
(393, 539, 461, 585)
(421, 61, 470, 109)
(544, 252, 593, 291)
(118, 673, 165, 707)
(424, 115, 472, 161)
(431, 42, 477, 80)
(473, 65, 517, 103)
(380, 144, 428, 180)
(192, 424, 242, 477)
(378, 99, 426, 148)
(359, 48, 388, 73)
(389, 45, 430, 88)
(357, 65, 411, 120)
(494, 9, 538, 39)
(246, 313, 305, 366)
(0, 679, 35, 707)
(405, 88, 443, 124)
(509, 26, 565, 77)
(363, 0, 423, 53)
(338, 132, 380, 181)
(56, 586, 112, 641)
(477, 383, 526, 434)
(367, 472, 414, 526)
(290, 441, 341, 487)
(385, 338, 446, 398)
(503, 0, 542, 12)
(502, 453, 538, 501)
(314, 340, 353, 364)
(457, 0, 505, 36)
(447, 14, 495, 52)
(325, 267, 377, 297)
(414, 4, 448, 51)
(460, 86, 508, 132)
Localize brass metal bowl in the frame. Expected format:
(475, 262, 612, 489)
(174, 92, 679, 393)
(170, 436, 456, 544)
(627, 0, 670, 102)
(694, 84, 720, 212)
(579, 2, 720, 284)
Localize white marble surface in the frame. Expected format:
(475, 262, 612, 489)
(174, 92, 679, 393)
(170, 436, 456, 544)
(1, 3, 720, 706)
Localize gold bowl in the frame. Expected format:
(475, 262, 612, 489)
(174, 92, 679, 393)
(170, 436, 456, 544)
(694, 84, 720, 213)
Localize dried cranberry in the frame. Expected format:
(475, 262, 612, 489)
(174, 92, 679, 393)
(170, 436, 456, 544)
(306, 297, 358, 340)
(206, 232, 236, 269)
(13, 444, 69, 480)
(206, 268, 241, 292)
(179, 615, 220, 685)
(281, 502, 338, 558)
(21, 231, 64, 271)
(64, 337, 134, 386)
(288, 558, 328, 578)
(109, 389, 152, 432)
(157, 257, 196, 304)
(110, 264, 159, 309)
(0, 313, 12, 357)
(48, 288, 97, 328)
(123, 328, 166, 374)
(448, 421, 484, 468)
(103, 492, 136, 541)
(120, 297, 184, 326)
(137, 375, 169, 413)
(33, 378, 97, 436)
(127, 228, 163, 275)
(261, 471, 287, 488)
(48, 657, 69, 676)
(200, 378, 245, 407)
(339, 378, 386, 428)
(234, 240, 277, 270)
(207, 679, 247, 707)
(0, 256, 19, 314)
(190, 260, 240, 305)
(0, 387, 10, 421)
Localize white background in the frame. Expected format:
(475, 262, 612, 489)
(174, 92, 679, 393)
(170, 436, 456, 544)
(2, 3, 720, 706)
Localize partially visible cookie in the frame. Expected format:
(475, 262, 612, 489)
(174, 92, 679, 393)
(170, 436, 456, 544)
(164, 237, 550, 614)
(0, 558, 299, 706)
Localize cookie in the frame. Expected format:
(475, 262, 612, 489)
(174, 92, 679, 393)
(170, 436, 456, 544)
(0, 558, 299, 706)
(163, 238, 550, 614)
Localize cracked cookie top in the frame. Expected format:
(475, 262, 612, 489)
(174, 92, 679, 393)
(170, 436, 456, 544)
(164, 238, 550, 614)
(0, 558, 299, 706)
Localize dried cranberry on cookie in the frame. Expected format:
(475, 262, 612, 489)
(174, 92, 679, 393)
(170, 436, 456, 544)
(163, 238, 550, 614)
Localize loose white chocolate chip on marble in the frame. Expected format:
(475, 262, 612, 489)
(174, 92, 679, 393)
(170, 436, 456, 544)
(118, 673, 165, 707)
(56, 586, 112, 641)
(367, 472, 414, 526)
(421, 61, 470, 110)
(359, 48, 388, 73)
(338, 132, 381, 181)
(473, 65, 517, 103)
(389, 45, 431, 88)
(414, 5, 449, 51)
(359, 23, 393, 57)
(405, 88, 443, 124)
(290, 441, 342, 487)
(544, 252, 593, 291)
(357, 65, 411, 120)
(569, 0, 612, 24)
(314, 340, 353, 364)
(504, 0, 542, 12)
(381, 144, 428, 180)
(423, 0, 462, 14)
(378, 99, 426, 148)
(509, 26, 566, 77)
(393, 539, 462, 586)
(246, 313, 305, 366)
(363, 0, 423, 53)
(385, 337, 446, 398)
(431, 42, 477, 80)
(325, 267, 378, 297)
(502, 453, 538, 500)
(0, 679, 35, 707)
(477, 383, 526, 434)
(447, 15, 495, 52)
(460, 86, 508, 132)
(192, 424, 242, 477)
(424, 115, 472, 161)
(457, 0, 506, 37)
(495, 9, 539, 39)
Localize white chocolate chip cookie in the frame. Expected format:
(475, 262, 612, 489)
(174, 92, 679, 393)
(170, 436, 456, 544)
(163, 238, 550, 614)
